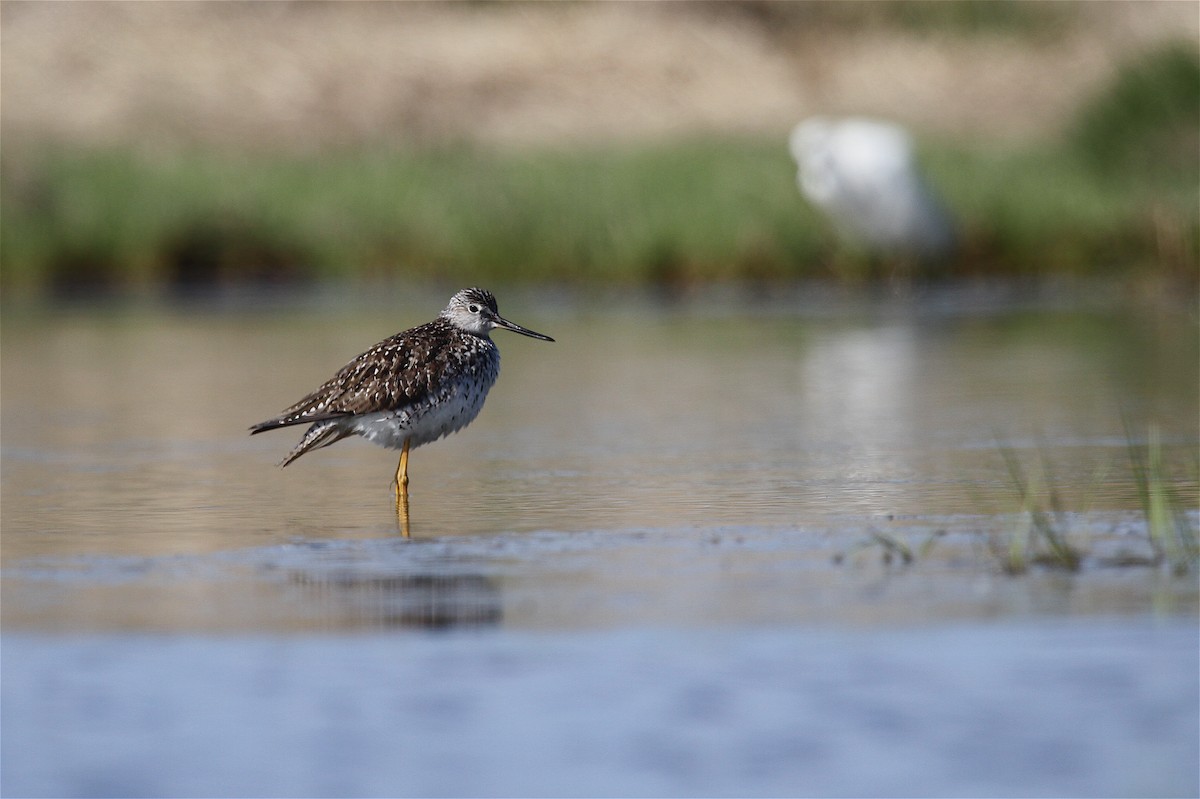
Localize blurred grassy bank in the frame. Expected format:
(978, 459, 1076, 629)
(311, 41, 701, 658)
(3, 4, 1197, 300)
(4, 134, 1195, 300)
(3, 41, 1197, 299)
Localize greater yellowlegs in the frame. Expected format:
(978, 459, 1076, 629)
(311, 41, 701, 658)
(250, 288, 553, 528)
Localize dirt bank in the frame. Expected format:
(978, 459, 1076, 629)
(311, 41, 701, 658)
(2, 1, 1195, 153)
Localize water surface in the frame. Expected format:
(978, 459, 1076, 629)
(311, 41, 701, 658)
(3, 287, 1196, 627)
(2, 286, 1197, 796)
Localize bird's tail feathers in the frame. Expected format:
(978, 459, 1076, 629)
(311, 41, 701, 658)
(249, 418, 289, 435)
(279, 420, 351, 467)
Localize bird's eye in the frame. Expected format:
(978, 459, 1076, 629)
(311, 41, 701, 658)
(468, 304, 480, 314)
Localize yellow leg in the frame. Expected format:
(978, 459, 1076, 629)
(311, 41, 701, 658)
(395, 485, 411, 538)
(395, 438, 411, 491)
(394, 439, 411, 538)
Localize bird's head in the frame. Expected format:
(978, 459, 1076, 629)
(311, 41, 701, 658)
(441, 288, 555, 342)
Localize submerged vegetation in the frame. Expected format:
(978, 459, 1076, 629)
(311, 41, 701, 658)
(992, 429, 1199, 576)
(993, 445, 1087, 574)
(1127, 425, 1200, 574)
(837, 428, 1199, 577)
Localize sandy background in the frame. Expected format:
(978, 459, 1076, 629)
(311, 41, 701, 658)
(2, 1, 1197, 154)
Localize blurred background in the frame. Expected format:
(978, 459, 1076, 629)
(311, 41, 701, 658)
(3, 5, 1199, 797)
(2, 0, 1197, 298)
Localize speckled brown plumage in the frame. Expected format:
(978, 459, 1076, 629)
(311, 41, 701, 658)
(253, 318, 480, 429)
(250, 288, 553, 469)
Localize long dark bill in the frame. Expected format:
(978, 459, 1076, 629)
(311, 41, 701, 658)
(495, 316, 555, 342)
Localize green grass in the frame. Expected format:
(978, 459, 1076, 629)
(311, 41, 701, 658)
(835, 431, 1198, 576)
(991, 430, 1198, 576)
(3, 133, 1195, 299)
(924, 141, 1197, 277)
(1071, 41, 1200, 181)
(1127, 423, 1200, 575)
(0, 140, 831, 295)
(993, 445, 1085, 574)
(2, 40, 1196, 297)
(6, 35, 1200, 299)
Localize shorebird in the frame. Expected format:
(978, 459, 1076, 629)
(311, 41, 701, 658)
(250, 288, 553, 530)
(789, 117, 956, 260)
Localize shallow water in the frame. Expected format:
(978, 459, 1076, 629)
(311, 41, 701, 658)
(2, 286, 1198, 796)
(5, 623, 1197, 798)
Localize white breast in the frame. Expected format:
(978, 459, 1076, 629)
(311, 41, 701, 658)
(350, 360, 499, 451)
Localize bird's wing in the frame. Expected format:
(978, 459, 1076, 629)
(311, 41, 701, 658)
(250, 322, 453, 433)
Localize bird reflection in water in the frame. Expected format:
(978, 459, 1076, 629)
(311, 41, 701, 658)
(289, 572, 502, 630)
